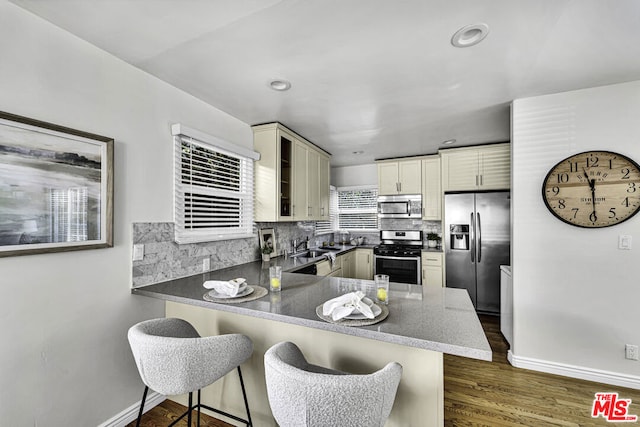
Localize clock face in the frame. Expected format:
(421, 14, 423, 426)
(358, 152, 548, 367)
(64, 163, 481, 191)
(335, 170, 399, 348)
(542, 151, 640, 228)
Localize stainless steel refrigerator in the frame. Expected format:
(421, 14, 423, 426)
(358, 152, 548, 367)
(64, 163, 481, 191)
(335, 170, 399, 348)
(444, 192, 510, 314)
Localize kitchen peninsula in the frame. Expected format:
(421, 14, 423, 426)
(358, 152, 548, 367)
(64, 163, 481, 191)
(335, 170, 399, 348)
(132, 254, 491, 427)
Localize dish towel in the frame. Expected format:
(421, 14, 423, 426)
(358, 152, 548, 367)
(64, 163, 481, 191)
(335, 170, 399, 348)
(322, 291, 374, 321)
(203, 278, 247, 297)
(324, 252, 336, 267)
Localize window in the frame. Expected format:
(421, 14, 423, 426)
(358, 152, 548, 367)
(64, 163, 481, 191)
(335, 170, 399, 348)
(337, 186, 378, 231)
(315, 186, 338, 234)
(172, 124, 259, 244)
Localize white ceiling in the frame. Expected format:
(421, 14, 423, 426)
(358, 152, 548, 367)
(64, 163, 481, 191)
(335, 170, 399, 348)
(10, 0, 640, 166)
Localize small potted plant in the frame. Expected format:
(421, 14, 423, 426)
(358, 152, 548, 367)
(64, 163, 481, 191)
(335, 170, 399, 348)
(426, 232, 441, 248)
(261, 242, 274, 261)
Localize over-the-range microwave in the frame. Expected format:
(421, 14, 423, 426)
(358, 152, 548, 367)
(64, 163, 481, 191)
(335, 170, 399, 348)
(377, 194, 422, 218)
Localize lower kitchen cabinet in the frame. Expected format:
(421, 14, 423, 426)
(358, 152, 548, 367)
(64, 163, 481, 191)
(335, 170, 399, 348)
(341, 251, 355, 278)
(354, 248, 373, 280)
(422, 251, 443, 287)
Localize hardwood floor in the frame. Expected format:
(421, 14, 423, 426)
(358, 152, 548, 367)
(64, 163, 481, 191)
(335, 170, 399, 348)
(444, 315, 640, 426)
(129, 315, 640, 426)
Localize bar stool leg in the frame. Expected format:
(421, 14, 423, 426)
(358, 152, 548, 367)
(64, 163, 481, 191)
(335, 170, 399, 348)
(237, 367, 253, 426)
(135, 386, 148, 427)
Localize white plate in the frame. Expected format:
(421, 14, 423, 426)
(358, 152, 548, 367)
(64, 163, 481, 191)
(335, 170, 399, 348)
(207, 286, 254, 299)
(345, 297, 383, 320)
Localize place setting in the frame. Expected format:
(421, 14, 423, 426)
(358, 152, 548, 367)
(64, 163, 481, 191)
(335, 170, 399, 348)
(316, 275, 390, 326)
(202, 277, 267, 303)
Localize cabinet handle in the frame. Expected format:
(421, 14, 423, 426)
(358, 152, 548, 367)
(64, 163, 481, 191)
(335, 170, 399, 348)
(480, 175, 483, 186)
(292, 205, 295, 216)
(321, 207, 325, 216)
(398, 182, 402, 192)
(308, 206, 312, 216)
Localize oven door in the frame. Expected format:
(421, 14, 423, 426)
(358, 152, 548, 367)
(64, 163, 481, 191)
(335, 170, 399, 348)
(374, 255, 422, 285)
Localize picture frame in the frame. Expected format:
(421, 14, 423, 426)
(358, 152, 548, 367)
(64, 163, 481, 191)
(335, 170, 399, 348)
(0, 111, 114, 257)
(258, 228, 276, 255)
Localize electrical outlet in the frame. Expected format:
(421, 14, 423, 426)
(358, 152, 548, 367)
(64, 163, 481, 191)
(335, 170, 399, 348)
(132, 244, 144, 261)
(625, 344, 639, 361)
(619, 235, 632, 250)
(202, 257, 210, 272)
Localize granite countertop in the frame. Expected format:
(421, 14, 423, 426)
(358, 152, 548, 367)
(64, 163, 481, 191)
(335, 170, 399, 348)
(132, 259, 492, 361)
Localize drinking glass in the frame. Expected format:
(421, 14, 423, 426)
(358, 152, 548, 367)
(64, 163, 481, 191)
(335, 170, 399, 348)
(375, 274, 389, 305)
(269, 266, 282, 292)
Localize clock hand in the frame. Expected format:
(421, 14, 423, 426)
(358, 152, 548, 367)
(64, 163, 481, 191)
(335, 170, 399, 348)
(590, 179, 598, 222)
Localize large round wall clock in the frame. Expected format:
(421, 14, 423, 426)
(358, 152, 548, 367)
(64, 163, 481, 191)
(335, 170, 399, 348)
(542, 150, 640, 228)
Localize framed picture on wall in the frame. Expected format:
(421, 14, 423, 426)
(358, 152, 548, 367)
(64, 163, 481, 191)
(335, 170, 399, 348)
(0, 111, 114, 257)
(258, 228, 276, 255)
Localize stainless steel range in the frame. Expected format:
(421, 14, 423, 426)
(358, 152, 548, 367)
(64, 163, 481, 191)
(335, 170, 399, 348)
(373, 230, 423, 285)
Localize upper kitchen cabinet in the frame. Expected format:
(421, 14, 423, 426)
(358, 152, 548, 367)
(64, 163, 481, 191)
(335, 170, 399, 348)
(377, 158, 422, 195)
(252, 123, 330, 222)
(440, 143, 510, 192)
(422, 156, 441, 220)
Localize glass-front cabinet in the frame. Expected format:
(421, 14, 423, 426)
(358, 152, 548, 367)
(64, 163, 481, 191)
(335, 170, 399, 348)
(252, 123, 330, 222)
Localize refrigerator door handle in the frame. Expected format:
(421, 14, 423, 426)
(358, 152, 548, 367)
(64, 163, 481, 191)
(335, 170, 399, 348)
(470, 212, 475, 263)
(477, 212, 482, 263)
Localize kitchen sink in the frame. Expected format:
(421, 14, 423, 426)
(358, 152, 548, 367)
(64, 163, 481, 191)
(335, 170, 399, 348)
(290, 249, 328, 258)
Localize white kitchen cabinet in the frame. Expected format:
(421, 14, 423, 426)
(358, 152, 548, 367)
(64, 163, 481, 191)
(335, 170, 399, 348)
(341, 251, 355, 278)
(293, 140, 309, 220)
(318, 154, 330, 219)
(421, 251, 443, 287)
(354, 248, 373, 280)
(377, 159, 422, 195)
(421, 156, 441, 220)
(253, 123, 330, 222)
(440, 143, 510, 192)
(252, 124, 295, 221)
(317, 256, 342, 277)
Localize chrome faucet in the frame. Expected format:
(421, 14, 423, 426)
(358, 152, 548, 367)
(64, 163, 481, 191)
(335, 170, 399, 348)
(292, 238, 308, 252)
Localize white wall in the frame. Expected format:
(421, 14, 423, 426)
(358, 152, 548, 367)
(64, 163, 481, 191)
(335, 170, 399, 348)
(0, 3, 252, 426)
(511, 81, 640, 387)
(331, 163, 377, 187)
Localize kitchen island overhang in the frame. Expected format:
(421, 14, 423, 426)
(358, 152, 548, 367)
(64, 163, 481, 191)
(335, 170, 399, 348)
(131, 261, 491, 426)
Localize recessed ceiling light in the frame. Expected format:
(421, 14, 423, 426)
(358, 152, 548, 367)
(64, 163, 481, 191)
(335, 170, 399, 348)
(352, 150, 364, 155)
(269, 79, 291, 91)
(451, 23, 489, 48)
(442, 139, 456, 145)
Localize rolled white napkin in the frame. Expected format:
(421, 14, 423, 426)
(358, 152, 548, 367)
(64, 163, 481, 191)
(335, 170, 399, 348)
(322, 291, 375, 321)
(203, 278, 247, 297)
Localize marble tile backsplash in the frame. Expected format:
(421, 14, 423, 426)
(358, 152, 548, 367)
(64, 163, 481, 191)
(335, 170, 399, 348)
(132, 221, 331, 287)
(131, 219, 441, 287)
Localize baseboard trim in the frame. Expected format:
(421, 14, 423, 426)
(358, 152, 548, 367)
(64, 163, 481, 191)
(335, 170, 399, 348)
(97, 391, 165, 427)
(510, 353, 640, 390)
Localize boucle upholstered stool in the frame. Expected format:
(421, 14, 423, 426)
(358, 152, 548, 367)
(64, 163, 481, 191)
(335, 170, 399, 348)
(264, 341, 402, 427)
(128, 318, 253, 426)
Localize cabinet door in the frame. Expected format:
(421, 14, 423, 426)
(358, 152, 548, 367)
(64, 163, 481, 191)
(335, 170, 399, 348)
(422, 252, 443, 287)
(319, 154, 330, 219)
(354, 249, 373, 280)
(422, 156, 441, 220)
(292, 141, 308, 220)
(398, 159, 422, 194)
(341, 252, 354, 278)
(307, 149, 320, 219)
(441, 149, 479, 192)
(316, 260, 331, 276)
(377, 162, 400, 195)
(479, 144, 510, 190)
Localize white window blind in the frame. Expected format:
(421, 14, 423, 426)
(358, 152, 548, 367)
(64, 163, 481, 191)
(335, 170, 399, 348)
(315, 186, 338, 234)
(338, 186, 379, 231)
(172, 124, 259, 244)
